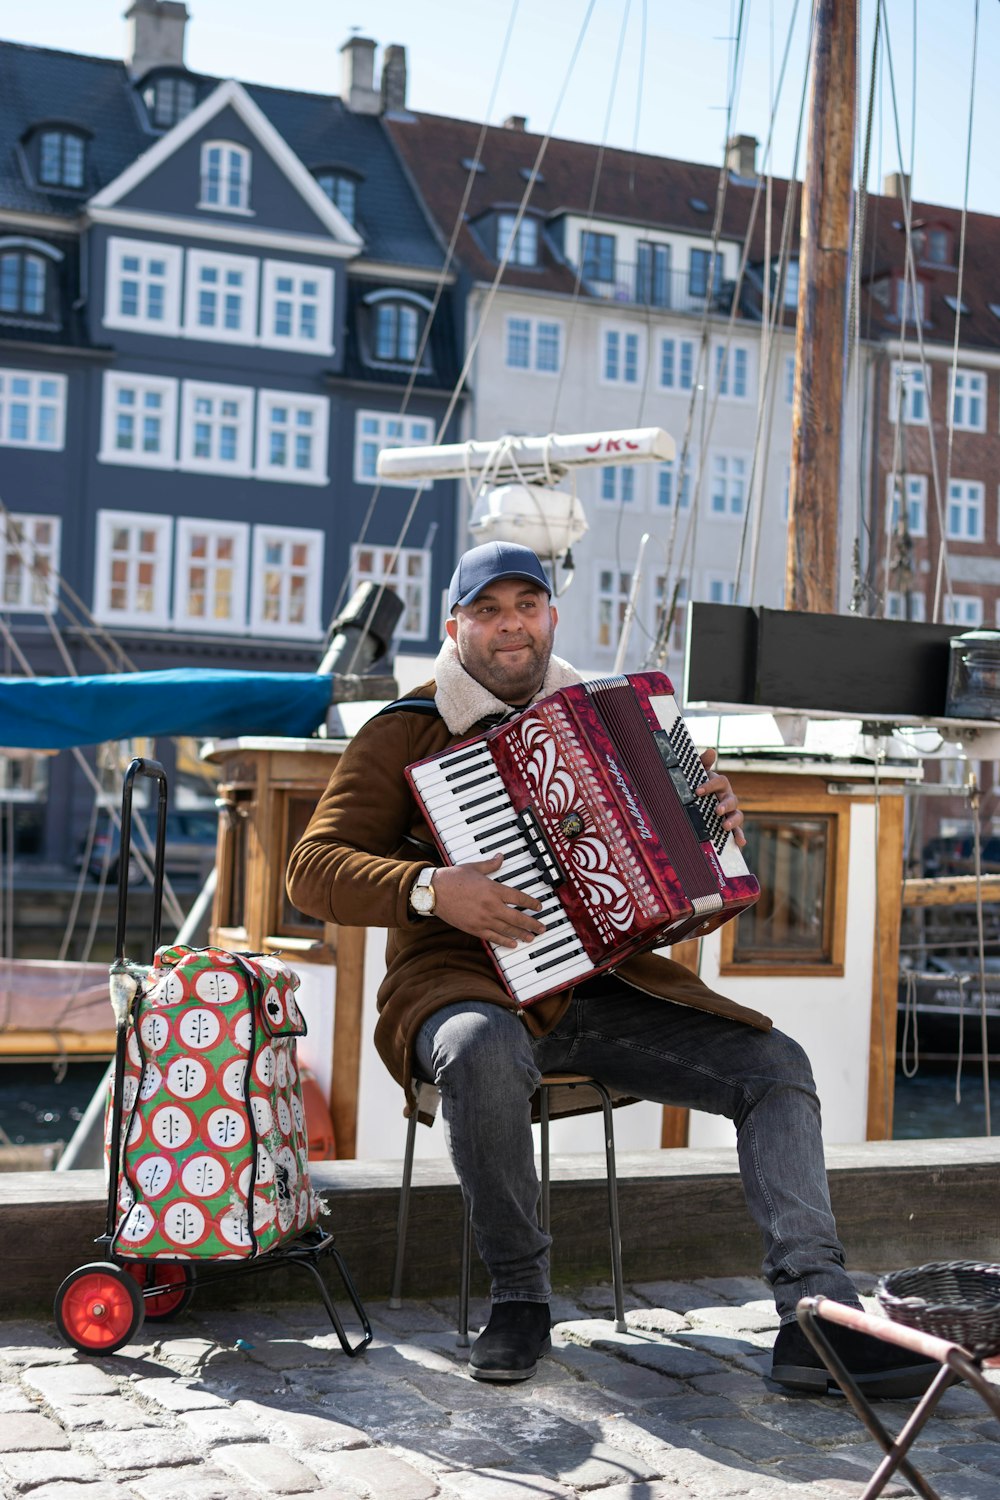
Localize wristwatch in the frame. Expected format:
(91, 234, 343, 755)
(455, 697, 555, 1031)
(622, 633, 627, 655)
(408, 866, 437, 917)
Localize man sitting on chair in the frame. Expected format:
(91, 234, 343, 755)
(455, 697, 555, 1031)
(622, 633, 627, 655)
(287, 541, 936, 1396)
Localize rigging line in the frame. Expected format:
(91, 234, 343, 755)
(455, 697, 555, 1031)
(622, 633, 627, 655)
(326, 0, 524, 630)
(941, 0, 980, 589)
(847, 0, 881, 589)
(551, 0, 635, 434)
(878, 0, 953, 621)
(375, 0, 602, 591)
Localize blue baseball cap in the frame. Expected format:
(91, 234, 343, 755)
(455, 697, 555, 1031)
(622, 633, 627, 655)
(448, 542, 552, 611)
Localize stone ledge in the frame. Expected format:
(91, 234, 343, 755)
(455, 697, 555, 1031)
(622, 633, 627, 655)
(3, 1138, 998, 1314)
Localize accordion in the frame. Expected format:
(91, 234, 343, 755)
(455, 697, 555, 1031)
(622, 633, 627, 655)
(406, 671, 759, 1007)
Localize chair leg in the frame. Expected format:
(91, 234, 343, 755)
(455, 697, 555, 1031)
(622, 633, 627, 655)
(590, 1081, 627, 1333)
(540, 1086, 551, 1234)
(389, 1107, 419, 1309)
(457, 1198, 472, 1348)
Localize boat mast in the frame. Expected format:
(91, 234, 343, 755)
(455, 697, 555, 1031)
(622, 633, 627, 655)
(785, 0, 857, 613)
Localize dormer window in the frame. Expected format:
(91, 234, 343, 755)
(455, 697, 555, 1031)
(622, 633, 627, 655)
(363, 290, 432, 370)
(914, 224, 953, 267)
(0, 239, 61, 322)
(581, 230, 615, 283)
(498, 213, 538, 267)
(894, 276, 927, 326)
(143, 73, 197, 129)
(200, 141, 251, 213)
(314, 170, 358, 226)
(38, 129, 86, 189)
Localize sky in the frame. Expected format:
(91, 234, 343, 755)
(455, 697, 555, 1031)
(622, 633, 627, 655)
(3, 0, 997, 215)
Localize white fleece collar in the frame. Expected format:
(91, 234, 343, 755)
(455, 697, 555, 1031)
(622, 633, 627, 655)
(432, 637, 582, 736)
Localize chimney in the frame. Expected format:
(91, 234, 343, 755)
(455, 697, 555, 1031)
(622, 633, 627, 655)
(124, 0, 189, 79)
(380, 44, 407, 114)
(883, 171, 911, 201)
(503, 114, 527, 132)
(726, 133, 758, 179)
(340, 35, 380, 115)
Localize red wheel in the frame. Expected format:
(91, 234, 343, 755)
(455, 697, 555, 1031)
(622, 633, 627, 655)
(124, 1260, 195, 1320)
(54, 1262, 144, 1354)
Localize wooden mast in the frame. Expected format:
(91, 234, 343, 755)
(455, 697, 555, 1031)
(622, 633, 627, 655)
(785, 0, 857, 613)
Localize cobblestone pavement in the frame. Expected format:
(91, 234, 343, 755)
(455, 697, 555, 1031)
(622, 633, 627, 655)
(2, 1273, 999, 1500)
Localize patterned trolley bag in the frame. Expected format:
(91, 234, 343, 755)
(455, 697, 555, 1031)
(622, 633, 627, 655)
(109, 944, 321, 1260)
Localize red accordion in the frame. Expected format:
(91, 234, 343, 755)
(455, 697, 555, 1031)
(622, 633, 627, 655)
(406, 671, 759, 1007)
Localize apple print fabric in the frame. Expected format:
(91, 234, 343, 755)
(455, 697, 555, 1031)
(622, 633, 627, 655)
(107, 945, 322, 1260)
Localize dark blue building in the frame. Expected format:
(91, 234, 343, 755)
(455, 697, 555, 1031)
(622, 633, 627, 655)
(0, 6, 460, 876)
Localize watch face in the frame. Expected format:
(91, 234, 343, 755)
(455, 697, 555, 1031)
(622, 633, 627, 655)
(411, 884, 435, 915)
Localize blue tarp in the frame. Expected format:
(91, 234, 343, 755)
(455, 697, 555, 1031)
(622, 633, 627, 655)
(0, 670, 333, 750)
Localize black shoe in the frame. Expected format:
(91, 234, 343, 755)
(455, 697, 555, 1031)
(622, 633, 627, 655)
(771, 1318, 939, 1398)
(469, 1301, 551, 1383)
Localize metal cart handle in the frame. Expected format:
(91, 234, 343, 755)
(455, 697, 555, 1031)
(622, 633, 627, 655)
(114, 758, 168, 964)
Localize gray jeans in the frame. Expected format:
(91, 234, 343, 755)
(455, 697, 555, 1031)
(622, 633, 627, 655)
(413, 976, 862, 1322)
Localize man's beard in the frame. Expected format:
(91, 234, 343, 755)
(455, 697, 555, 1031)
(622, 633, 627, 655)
(465, 637, 553, 703)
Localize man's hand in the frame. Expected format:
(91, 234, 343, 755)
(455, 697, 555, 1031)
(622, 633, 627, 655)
(697, 748, 746, 848)
(432, 855, 547, 947)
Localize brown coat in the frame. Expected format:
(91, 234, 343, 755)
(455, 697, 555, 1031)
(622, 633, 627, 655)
(285, 679, 772, 1096)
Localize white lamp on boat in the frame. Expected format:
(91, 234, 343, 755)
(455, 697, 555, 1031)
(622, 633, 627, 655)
(467, 480, 588, 560)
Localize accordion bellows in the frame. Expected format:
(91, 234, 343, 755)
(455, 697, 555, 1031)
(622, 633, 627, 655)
(106, 945, 321, 1259)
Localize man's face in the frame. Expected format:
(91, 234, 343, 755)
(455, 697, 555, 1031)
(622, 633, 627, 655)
(446, 579, 558, 703)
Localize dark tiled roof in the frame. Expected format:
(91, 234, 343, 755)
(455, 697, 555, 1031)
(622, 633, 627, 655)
(338, 277, 461, 391)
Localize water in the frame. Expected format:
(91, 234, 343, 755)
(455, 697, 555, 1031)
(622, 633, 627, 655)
(893, 1063, 1000, 1140)
(0, 1060, 107, 1148)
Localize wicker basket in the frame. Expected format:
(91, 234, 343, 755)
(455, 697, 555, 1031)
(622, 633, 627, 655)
(877, 1261, 1000, 1360)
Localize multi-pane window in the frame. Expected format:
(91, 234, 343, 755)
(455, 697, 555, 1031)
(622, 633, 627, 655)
(689, 248, 721, 298)
(890, 362, 929, 424)
(596, 569, 632, 650)
(894, 278, 927, 325)
(497, 214, 538, 266)
(945, 594, 983, 628)
(636, 242, 670, 306)
(94, 511, 172, 626)
(0, 513, 59, 612)
(0, 369, 66, 449)
(659, 336, 694, 392)
(709, 453, 747, 517)
(256, 391, 329, 485)
(886, 473, 927, 537)
(714, 343, 751, 399)
(174, 520, 249, 633)
(260, 262, 333, 354)
(946, 480, 984, 542)
(885, 590, 926, 622)
(728, 816, 838, 966)
(250, 527, 324, 637)
(581, 231, 615, 283)
(38, 131, 85, 189)
(144, 75, 197, 128)
(373, 301, 418, 363)
(200, 141, 251, 212)
(602, 326, 641, 385)
(654, 574, 688, 652)
(180, 382, 253, 475)
(784, 353, 796, 404)
(99, 373, 177, 468)
(504, 316, 561, 373)
(600, 466, 636, 505)
(950, 370, 986, 432)
(105, 238, 182, 334)
(184, 251, 257, 343)
(355, 411, 432, 485)
(315, 172, 357, 225)
(779, 257, 799, 308)
(351, 545, 430, 640)
(656, 457, 692, 510)
(0, 250, 47, 317)
(705, 574, 736, 605)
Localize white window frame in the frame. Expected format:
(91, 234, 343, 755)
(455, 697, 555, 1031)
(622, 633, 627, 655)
(945, 594, 983, 629)
(713, 341, 753, 400)
(600, 324, 644, 387)
(708, 451, 748, 519)
(0, 368, 66, 450)
(654, 573, 688, 653)
(199, 140, 252, 214)
(656, 455, 694, 511)
(255, 390, 329, 486)
(249, 525, 324, 639)
(885, 473, 927, 538)
(885, 590, 926, 622)
(497, 213, 538, 267)
(354, 410, 433, 487)
(0, 512, 60, 612)
(950, 369, 987, 433)
(658, 336, 695, 392)
(890, 361, 929, 425)
(93, 510, 173, 627)
(704, 572, 736, 605)
(173, 518, 249, 634)
(946, 479, 984, 543)
(351, 544, 431, 641)
(595, 566, 633, 653)
(599, 465, 637, 506)
(179, 381, 254, 477)
(503, 315, 562, 374)
(183, 248, 258, 344)
(104, 237, 182, 336)
(98, 371, 178, 469)
(260, 260, 334, 356)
